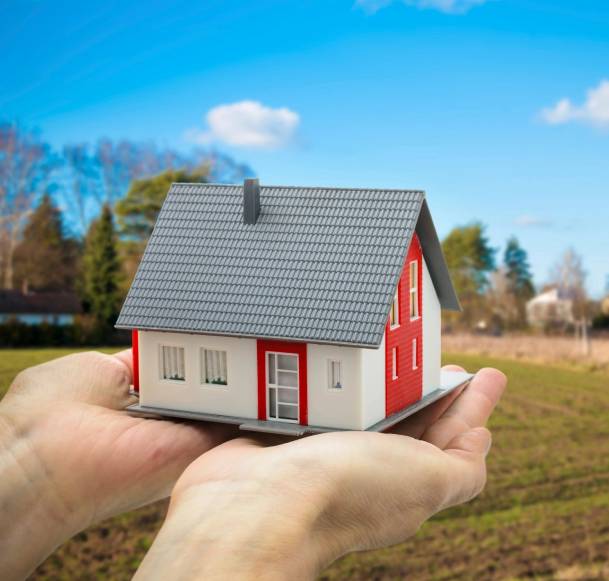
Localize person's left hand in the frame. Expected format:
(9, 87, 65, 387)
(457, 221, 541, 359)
(0, 350, 236, 580)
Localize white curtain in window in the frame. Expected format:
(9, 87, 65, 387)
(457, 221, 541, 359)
(161, 346, 185, 380)
(204, 349, 227, 385)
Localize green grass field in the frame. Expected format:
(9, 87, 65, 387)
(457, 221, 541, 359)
(2, 348, 609, 580)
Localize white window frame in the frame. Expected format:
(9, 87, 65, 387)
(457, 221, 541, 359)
(412, 338, 418, 370)
(159, 344, 186, 383)
(390, 287, 400, 329)
(392, 347, 398, 380)
(328, 359, 343, 390)
(409, 260, 419, 320)
(201, 348, 228, 387)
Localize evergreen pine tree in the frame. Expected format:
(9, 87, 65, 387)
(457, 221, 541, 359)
(81, 204, 122, 333)
(501, 237, 535, 328)
(14, 194, 80, 291)
(503, 237, 535, 299)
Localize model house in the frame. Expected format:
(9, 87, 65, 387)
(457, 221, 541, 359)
(116, 179, 469, 435)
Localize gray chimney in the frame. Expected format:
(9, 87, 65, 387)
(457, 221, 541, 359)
(243, 178, 260, 225)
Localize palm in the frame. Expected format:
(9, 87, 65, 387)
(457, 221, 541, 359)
(173, 366, 506, 551)
(6, 351, 235, 528)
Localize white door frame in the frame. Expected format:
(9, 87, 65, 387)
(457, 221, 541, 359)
(266, 351, 299, 423)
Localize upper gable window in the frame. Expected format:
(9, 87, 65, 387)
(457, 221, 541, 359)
(409, 261, 419, 320)
(160, 345, 185, 381)
(389, 287, 400, 329)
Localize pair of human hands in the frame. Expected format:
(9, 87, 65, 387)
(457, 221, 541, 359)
(0, 349, 506, 580)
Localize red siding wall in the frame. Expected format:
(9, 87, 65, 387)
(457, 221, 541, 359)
(257, 339, 308, 425)
(385, 233, 423, 416)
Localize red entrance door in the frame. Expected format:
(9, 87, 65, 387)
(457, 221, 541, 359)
(257, 339, 308, 425)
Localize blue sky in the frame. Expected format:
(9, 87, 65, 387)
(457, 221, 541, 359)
(2, 0, 608, 296)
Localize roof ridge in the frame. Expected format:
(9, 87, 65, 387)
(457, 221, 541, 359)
(171, 182, 426, 195)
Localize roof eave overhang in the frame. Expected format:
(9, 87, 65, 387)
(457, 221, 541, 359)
(415, 199, 461, 312)
(115, 323, 383, 349)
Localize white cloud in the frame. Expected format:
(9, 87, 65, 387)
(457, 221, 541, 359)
(355, 0, 487, 14)
(515, 215, 553, 228)
(186, 100, 300, 149)
(540, 80, 609, 128)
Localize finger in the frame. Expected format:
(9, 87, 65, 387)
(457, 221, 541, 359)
(297, 431, 488, 551)
(441, 427, 491, 508)
(446, 426, 492, 457)
(387, 364, 467, 437)
(9, 351, 134, 410)
(112, 349, 139, 406)
(113, 349, 133, 375)
(442, 364, 465, 373)
(421, 368, 506, 450)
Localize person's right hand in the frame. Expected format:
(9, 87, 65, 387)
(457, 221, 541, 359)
(136, 366, 507, 581)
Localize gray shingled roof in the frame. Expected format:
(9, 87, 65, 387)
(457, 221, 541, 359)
(116, 183, 459, 347)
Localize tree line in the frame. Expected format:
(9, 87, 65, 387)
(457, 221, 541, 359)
(441, 222, 604, 334)
(2, 120, 602, 344)
(0, 122, 251, 343)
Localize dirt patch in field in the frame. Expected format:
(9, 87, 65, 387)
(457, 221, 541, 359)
(443, 333, 609, 372)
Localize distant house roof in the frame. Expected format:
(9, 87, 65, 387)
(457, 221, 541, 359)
(116, 183, 459, 348)
(527, 287, 572, 305)
(0, 290, 82, 315)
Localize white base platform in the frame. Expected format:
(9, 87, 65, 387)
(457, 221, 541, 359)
(125, 370, 474, 436)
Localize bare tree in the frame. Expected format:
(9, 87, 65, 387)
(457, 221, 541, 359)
(95, 139, 166, 206)
(8, 131, 254, 248)
(0, 123, 56, 289)
(549, 248, 590, 354)
(62, 143, 101, 236)
(487, 267, 519, 330)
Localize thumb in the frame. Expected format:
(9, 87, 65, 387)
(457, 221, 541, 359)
(446, 426, 492, 457)
(441, 427, 492, 509)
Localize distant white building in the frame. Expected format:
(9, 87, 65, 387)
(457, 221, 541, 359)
(526, 288, 574, 328)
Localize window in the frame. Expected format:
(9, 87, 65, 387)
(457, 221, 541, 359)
(392, 347, 398, 380)
(412, 338, 418, 370)
(390, 287, 400, 328)
(409, 260, 419, 319)
(328, 360, 343, 389)
(202, 349, 228, 385)
(160, 345, 185, 381)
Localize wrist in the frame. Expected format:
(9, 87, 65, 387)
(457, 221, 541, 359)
(136, 477, 334, 580)
(0, 403, 83, 579)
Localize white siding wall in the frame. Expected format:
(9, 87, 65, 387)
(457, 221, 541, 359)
(422, 258, 442, 395)
(138, 330, 258, 419)
(306, 343, 364, 430)
(360, 335, 386, 429)
(138, 330, 371, 429)
(138, 323, 419, 431)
